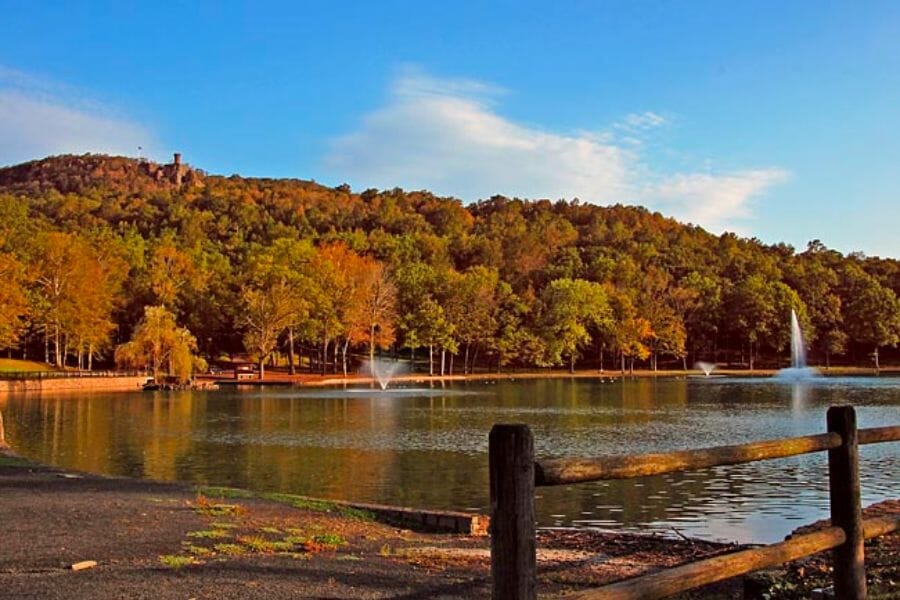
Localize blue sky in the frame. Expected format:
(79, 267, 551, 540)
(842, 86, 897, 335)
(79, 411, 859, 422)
(1, 1, 898, 256)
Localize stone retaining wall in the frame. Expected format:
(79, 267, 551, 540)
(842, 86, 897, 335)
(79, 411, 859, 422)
(0, 376, 148, 395)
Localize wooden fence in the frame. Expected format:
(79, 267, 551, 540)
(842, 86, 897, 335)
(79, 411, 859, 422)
(489, 406, 900, 599)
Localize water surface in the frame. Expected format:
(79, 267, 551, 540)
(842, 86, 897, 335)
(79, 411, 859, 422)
(2, 377, 898, 543)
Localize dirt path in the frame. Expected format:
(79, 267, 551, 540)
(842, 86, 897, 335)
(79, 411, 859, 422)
(0, 451, 747, 599)
(2, 450, 896, 599)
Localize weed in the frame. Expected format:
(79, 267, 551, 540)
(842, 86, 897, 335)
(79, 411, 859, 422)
(185, 545, 212, 556)
(282, 535, 308, 545)
(187, 529, 231, 540)
(197, 486, 254, 500)
(213, 543, 245, 555)
(313, 533, 346, 547)
(159, 554, 194, 569)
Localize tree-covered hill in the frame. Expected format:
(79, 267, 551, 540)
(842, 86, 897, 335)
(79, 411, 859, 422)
(1, 153, 898, 375)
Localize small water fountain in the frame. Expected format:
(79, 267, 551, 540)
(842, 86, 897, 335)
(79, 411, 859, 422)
(361, 358, 408, 390)
(694, 361, 717, 377)
(774, 309, 821, 380)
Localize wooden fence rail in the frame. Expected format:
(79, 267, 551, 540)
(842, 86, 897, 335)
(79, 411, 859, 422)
(489, 406, 900, 600)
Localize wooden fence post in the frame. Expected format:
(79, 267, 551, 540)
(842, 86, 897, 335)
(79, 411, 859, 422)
(490, 424, 536, 600)
(827, 405, 866, 599)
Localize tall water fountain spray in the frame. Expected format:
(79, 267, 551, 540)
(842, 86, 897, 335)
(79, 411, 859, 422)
(775, 309, 820, 379)
(790, 309, 807, 370)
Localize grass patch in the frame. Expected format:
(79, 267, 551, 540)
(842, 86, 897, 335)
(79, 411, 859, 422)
(312, 533, 346, 548)
(159, 554, 194, 569)
(187, 529, 231, 540)
(185, 545, 212, 557)
(0, 455, 33, 468)
(213, 543, 245, 555)
(209, 522, 238, 530)
(195, 486, 375, 521)
(282, 535, 308, 545)
(258, 492, 374, 521)
(197, 486, 255, 500)
(192, 492, 246, 517)
(260, 526, 282, 535)
(0, 359, 54, 373)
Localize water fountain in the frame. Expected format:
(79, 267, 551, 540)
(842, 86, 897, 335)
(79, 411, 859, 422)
(361, 358, 408, 390)
(774, 309, 821, 380)
(694, 361, 717, 377)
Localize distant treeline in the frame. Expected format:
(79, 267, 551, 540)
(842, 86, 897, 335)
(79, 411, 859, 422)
(1, 153, 899, 375)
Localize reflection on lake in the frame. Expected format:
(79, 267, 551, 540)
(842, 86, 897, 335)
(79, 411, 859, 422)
(2, 377, 898, 543)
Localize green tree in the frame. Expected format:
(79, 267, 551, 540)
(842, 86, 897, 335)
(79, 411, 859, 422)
(539, 278, 612, 373)
(841, 265, 900, 370)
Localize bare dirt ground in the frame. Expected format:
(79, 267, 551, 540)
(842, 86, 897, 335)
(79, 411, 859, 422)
(1, 450, 896, 599)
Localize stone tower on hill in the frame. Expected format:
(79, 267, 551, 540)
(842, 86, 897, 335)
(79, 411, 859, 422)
(147, 153, 202, 188)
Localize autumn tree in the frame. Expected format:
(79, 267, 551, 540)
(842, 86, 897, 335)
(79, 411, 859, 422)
(32, 232, 123, 368)
(0, 253, 28, 351)
(115, 305, 205, 383)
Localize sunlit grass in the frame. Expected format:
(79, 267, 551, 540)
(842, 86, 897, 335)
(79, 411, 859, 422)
(0, 359, 54, 373)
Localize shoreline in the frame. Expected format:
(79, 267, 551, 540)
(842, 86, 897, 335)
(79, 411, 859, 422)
(0, 446, 743, 599)
(0, 365, 896, 396)
(2, 446, 897, 598)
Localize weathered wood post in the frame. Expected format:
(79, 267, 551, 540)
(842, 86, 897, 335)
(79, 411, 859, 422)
(827, 405, 866, 599)
(489, 424, 536, 600)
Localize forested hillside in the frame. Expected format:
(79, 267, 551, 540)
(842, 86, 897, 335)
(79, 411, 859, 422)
(1, 153, 899, 375)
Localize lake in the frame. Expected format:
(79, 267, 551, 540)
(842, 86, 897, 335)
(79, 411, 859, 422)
(2, 376, 898, 544)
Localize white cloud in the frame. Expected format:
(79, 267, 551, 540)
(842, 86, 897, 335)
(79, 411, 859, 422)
(644, 169, 790, 233)
(0, 67, 156, 166)
(620, 111, 667, 131)
(324, 71, 788, 234)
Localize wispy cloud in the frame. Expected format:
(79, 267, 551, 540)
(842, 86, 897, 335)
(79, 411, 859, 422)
(0, 66, 156, 166)
(646, 169, 790, 233)
(324, 70, 788, 234)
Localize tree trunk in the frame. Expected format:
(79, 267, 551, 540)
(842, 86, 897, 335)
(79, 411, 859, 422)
(369, 325, 376, 367)
(449, 353, 454, 375)
(54, 324, 61, 367)
(88, 344, 93, 371)
(569, 353, 575, 374)
(874, 346, 880, 372)
(682, 354, 687, 371)
(321, 337, 329, 375)
(629, 356, 635, 375)
(259, 356, 265, 380)
(748, 339, 754, 371)
(288, 327, 296, 375)
(599, 344, 604, 373)
(342, 337, 350, 377)
(440, 348, 446, 376)
(464, 343, 470, 375)
(620, 351, 625, 374)
(429, 344, 434, 376)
